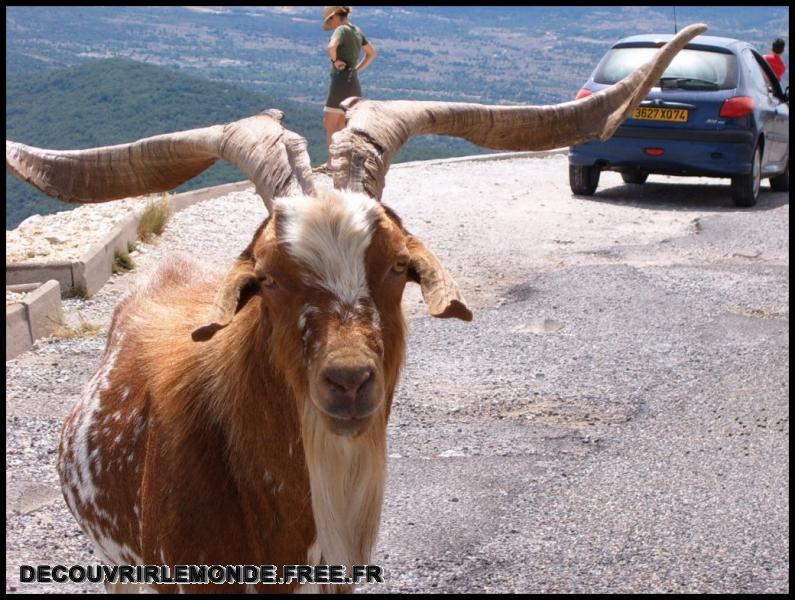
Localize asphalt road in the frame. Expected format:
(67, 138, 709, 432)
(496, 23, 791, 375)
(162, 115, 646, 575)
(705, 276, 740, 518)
(5, 156, 790, 593)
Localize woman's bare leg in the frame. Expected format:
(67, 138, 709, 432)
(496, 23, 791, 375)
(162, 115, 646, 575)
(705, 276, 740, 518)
(323, 110, 347, 147)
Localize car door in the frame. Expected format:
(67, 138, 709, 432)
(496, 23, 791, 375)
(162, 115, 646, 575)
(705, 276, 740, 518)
(741, 48, 788, 170)
(751, 49, 789, 167)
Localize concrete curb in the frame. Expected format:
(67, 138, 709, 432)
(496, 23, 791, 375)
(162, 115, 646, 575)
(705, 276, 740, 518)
(7, 149, 559, 301)
(6, 180, 255, 299)
(6, 280, 63, 360)
(6, 151, 560, 361)
(390, 148, 569, 170)
(6, 181, 254, 360)
(170, 180, 253, 211)
(6, 261, 75, 296)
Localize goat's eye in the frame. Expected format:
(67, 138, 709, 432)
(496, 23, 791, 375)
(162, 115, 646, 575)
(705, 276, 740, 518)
(392, 259, 409, 274)
(258, 273, 276, 288)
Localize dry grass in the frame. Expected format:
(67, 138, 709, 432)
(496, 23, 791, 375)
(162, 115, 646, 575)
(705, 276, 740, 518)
(68, 284, 88, 299)
(50, 312, 101, 340)
(137, 194, 172, 242)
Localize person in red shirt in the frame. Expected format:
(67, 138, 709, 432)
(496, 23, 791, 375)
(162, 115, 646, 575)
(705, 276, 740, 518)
(764, 38, 786, 81)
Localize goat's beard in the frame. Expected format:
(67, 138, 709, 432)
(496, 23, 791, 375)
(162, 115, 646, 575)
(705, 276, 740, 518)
(301, 398, 387, 571)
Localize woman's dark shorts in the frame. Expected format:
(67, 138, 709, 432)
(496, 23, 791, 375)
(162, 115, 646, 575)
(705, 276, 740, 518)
(325, 67, 362, 114)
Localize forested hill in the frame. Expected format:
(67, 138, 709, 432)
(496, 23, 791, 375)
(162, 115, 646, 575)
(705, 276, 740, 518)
(6, 57, 486, 228)
(5, 58, 319, 228)
(8, 6, 786, 227)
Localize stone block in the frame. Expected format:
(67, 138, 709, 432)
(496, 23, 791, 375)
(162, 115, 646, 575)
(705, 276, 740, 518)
(22, 280, 63, 340)
(5, 262, 74, 296)
(6, 303, 32, 361)
(74, 241, 113, 298)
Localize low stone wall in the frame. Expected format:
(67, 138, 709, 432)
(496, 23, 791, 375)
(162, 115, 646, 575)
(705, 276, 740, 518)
(5, 151, 566, 360)
(6, 180, 254, 298)
(6, 181, 252, 361)
(8, 152, 566, 299)
(6, 280, 63, 360)
(390, 148, 568, 170)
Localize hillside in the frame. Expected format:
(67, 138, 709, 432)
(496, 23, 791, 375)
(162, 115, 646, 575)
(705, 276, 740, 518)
(6, 6, 788, 105)
(5, 59, 305, 228)
(6, 6, 787, 227)
(5, 59, 485, 228)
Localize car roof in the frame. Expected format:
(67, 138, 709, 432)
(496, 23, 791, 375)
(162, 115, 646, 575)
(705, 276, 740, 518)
(614, 33, 747, 51)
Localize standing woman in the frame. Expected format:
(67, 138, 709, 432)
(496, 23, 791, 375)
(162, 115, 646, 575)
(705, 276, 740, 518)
(321, 6, 377, 161)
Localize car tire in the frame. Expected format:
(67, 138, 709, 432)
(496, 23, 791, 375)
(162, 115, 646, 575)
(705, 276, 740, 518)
(769, 159, 789, 192)
(621, 171, 648, 185)
(731, 143, 761, 207)
(570, 164, 600, 195)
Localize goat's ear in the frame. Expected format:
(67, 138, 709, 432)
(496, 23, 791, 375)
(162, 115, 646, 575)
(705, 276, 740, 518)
(191, 258, 259, 341)
(406, 235, 473, 322)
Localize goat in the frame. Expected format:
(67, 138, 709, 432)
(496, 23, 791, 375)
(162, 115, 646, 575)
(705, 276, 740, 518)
(5, 24, 705, 593)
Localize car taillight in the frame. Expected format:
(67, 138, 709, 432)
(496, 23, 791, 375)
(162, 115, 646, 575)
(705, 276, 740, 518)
(644, 147, 665, 156)
(575, 88, 593, 100)
(719, 96, 755, 118)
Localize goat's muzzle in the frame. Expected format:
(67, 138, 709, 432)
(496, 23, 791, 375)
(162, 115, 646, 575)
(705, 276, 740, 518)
(315, 360, 383, 437)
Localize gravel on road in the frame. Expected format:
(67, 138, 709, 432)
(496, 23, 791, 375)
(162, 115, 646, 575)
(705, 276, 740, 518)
(5, 154, 789, 594)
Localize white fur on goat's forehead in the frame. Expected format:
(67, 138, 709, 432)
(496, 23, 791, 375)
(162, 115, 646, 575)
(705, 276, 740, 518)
(275, 191, 382, 304)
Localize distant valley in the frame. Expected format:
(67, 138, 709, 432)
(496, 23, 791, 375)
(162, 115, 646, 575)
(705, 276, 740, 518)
(5, 6, 789, 227)
(7, 6, 789, 105)
(5, 58, 486, 228)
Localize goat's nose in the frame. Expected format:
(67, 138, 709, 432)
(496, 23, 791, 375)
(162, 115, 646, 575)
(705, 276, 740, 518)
(319, 363, 381, 426)
(324, 365, 373, 398)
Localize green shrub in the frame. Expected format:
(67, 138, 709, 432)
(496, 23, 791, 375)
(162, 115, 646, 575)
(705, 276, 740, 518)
(113, 248, 135, 274)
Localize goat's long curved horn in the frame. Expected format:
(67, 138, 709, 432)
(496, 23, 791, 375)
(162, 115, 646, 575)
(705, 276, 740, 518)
(329, 23, 707, 200)
(6, 109, 315, 213)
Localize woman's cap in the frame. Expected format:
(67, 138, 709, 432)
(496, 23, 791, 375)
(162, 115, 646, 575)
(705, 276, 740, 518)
(323, 6, 351, 22)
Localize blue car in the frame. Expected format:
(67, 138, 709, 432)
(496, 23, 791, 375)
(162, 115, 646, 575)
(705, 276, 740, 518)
(569, 33, 789, 207)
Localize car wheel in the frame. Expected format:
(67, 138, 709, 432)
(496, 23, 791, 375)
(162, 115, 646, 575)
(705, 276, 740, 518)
(569, 164, 600, 195)
(769, 159, 789, 192)
(731, 143, 761, 207)
(621, 171, 648, 185)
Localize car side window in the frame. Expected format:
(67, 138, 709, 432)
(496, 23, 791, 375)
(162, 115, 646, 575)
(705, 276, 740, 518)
(742, 49, 769, 93)
(744, 48, 784, 99)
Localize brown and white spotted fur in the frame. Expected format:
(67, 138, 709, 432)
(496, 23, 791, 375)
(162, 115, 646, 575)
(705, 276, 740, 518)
(57, 189, 466, 593)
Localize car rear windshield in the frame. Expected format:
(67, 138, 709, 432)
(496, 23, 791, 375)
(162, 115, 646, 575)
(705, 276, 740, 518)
(593, 46, 738, 90)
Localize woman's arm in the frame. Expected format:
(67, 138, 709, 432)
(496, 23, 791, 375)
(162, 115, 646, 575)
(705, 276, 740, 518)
(328, 37, 346, 70)
(356, 42, 377, 73)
